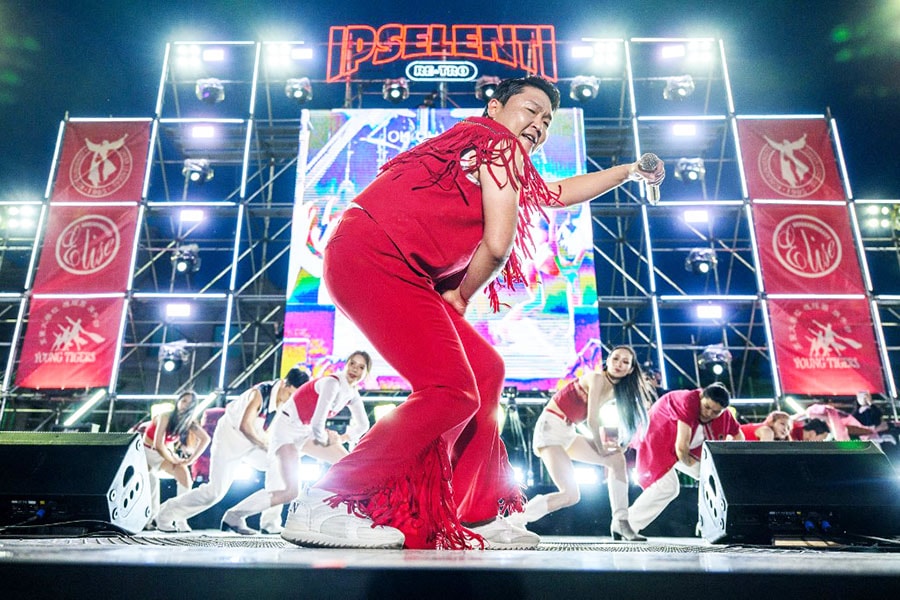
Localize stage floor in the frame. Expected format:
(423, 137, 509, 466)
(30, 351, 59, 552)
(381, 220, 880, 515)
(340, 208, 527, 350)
(2, 530, 900, 599)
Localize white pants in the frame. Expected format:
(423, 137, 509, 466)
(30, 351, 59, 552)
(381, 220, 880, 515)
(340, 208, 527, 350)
(627, 459, 701, 533)
(157, 416, 283, 530)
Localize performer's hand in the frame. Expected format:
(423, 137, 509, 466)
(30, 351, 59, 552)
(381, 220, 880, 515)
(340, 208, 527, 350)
(325, 429, 341, 446)
(627, 158, 666, 186)
(441, 288, 469, 316)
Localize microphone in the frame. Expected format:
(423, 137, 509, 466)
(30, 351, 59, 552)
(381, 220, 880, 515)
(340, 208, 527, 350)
(638, 153, 661, 204)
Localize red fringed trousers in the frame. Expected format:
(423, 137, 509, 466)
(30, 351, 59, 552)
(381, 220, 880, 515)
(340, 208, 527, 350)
(318, 208, 522, 549)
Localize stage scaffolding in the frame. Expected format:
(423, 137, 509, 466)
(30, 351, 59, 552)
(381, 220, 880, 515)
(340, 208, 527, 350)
(0, 38, 896, 432)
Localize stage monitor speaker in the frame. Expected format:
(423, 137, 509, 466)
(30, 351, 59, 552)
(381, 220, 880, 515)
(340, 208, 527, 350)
(0, 431, 151, 535)
(699, 441, 900, 544)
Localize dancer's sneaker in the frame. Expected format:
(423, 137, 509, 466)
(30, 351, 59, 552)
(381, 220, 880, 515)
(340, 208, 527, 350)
(220, 511, 258, 535)
(260, 524, 284, 535)
(469, 517, 540, 549)
(280, 488, 404, 549)
(175, 520, 192, 533)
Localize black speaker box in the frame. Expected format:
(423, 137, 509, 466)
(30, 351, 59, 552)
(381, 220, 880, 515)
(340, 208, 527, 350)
(698, 441, 900, 544)
(0, 432, 151, 535)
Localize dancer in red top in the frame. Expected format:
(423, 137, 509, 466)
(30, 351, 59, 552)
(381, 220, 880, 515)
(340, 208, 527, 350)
(508, 345, 652, 541)
(281, 76, 665, 550)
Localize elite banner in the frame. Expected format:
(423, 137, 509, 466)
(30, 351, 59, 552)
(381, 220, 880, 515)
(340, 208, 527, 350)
(50, 120, 150, 203)
(31, 204, 138, 294)
(751, 202, 864, 294)
(737, 118, 844, 201)
(768, 298, 884, 395)
(15, 296, 126, 389)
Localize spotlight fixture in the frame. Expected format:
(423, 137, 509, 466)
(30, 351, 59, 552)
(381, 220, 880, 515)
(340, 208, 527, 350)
(172, 243, 201, 274)
(195, 78, 225, 104)
(285, 77, 313, 104)
(382, 78, 409, 103)
(182, 158, 214, 184)
(569, 75, 600, 102)
(663, 75, 695, 101)
(475, 75, 501, 101)
(698, 343, 732, 376)
(685, 248, 717, 275)
(674, 157, 706, 183)
(159, 341, 191, 373)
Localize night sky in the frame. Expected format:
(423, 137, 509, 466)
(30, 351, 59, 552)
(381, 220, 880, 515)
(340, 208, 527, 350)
(1, 0, 898, 200)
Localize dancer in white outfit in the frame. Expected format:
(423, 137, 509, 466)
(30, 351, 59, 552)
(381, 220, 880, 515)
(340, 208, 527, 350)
(222, 352, 372, 534)
(155, 368, 308, 533)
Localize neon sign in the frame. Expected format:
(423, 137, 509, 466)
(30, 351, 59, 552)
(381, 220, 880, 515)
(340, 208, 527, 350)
(327, 24, 557, 82)
(405, 60, 478, 82)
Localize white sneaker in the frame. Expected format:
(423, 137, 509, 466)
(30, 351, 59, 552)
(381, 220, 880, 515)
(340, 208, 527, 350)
(469, 517, 540, 549)
(175, 520, 192, 533)
(505, 511, 529, 527)
(221, 511, 258, 535)
(260, 524, 284, 535)
(280, 488, 404, 549)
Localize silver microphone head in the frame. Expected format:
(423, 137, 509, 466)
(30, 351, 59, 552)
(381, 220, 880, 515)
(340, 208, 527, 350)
(638, 153, 660, 172)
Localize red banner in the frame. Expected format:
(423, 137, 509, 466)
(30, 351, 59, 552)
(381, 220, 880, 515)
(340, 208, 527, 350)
(15, 296, 125, 389)
(51, 120, 150, 202)
(752, 203, 864, 294)
(737, 118, 844, 200)
(31, 204, 138, 294)
(768, 298, 884, 395)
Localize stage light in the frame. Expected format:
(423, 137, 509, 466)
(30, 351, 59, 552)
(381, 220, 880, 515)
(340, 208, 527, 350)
(180, 209, 205, 223)
(191, 125, 215, 139)
(683, 209, 709, 224)
(696, 304, 723, 320)
(663, 75, 695, 101)
(672, 123, 697, 137)
(62, 389, 107, 427)
(201, 48, 225, 62)
(569, 75, 600, 102)
(1, 204, 37, 232)
(172, 243, 201, 274)
(574, 466, 600, 485)
(299, 461, 324, 482)
(182, 158, 214, 184)
(166, 303, 191, 318)
(195, 78, 225, 104)
(382, 78, 409, 103)
(285, 77, 313, 104)
(475, 75, 501, 101)
(685, 248, 717, 274)
(674, 158, 706, 182)
(159, 342, 190, 373)
(698, 343, 731, 376)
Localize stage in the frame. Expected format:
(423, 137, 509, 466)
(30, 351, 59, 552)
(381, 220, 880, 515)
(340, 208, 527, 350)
(2, 530, 899, 599)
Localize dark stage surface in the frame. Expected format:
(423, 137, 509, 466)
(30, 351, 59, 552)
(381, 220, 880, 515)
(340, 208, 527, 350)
(2, 531, 900, 599)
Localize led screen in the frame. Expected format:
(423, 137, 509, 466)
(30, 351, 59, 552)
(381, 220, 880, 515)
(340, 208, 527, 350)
(282, 108, 599, 391)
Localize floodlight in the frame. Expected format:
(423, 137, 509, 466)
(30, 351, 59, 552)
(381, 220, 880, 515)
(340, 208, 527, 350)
(698, 343, 731, 376)
(569, 75, 600, 102)
(685, 248, 717, 275)
(674, 158, 706, 182)
(195, 78, 225, 104)
(182, 158, 214, 184)
(663, 75, 695, 101)
(475, 76, 501, 101)
(172, 243, 201, 274)
(159, 341, 191, 373)
(382, 78, 409, 103)
(285, 77, 313, 104)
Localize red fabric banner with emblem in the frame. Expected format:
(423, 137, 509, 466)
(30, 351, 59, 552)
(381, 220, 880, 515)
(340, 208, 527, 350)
(752, 203, 864, 294)
(15, 296, 125, 389)
(31, 204, 138, 294)
(737, 118, 844, 201)
(51, 120, 150, 202)
(768, 298, 884, 395)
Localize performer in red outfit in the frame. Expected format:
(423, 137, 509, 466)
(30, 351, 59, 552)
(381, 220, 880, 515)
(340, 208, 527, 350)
(739, 410, 792, 441)
(280, 76, 665, 550)
(627, 383, 743, 535)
